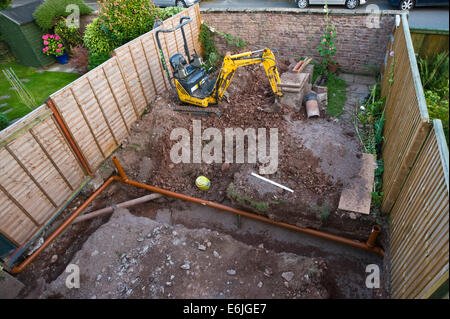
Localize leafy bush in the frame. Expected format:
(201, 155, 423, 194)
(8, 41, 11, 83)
(0, 113, 9, 130)
(54, 18, 83, 50)
(425, 86, 449, 144)
(34, 0, 93, 30)
(418, 52, 449, 145)
(199, 23, 221, 71)
(155, 6, 185, 21)
(87, 52, 110, 70)
(97, 0, 157, 44)
(84, 18, 120, 55)
(0, 0, 12, 11)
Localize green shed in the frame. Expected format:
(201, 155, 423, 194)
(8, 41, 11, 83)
(0, 0, 54, 67)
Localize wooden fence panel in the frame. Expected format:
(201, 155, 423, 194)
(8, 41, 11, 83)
(0, 4, 202, 263)
(381, 13, 431, 213)
(0, 106, 86, 247)
(390, 120, 449, 299)
(411, 29, 449, 59)
(102, 58, 137, 132)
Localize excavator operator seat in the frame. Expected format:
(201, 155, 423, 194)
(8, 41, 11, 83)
(170, 53, 187, 71)
(170, 53, 199, 80)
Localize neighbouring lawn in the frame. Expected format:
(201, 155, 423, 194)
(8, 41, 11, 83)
(0, 62, 79, 121)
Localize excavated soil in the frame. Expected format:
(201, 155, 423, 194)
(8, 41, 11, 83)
(108, 63, 385, 243)
(40, 208, 330, 299)
(12, 62, 389, 299)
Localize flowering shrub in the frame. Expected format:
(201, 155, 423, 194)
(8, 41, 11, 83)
(317, 2, 337, 74)
(317, 26, 337, 66)
(42, 34, 65, 57)
(54, 18, 83, 50)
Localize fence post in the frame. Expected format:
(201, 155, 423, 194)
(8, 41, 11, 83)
(45, 98, 94, 177)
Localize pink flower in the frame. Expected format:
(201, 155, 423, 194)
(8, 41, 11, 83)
(56, 49, 61, 52)
(58, 44, 63, 48)
(322, 38, 327, 42)
(45, 46, 49, 50)
(43, 41, 49, 45)
(390, 51, 394, 57)
(49, 35, 54, 39)
(42, 48, 46, 52)
(55, 36, 60, 40)
(42, 35, 48, 40)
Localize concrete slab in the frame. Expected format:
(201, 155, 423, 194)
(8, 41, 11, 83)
(338, 153, 376, 215)
(279, 72, 309, 110)
(0, 270, 25, 299)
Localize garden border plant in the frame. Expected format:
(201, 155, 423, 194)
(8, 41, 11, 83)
(418, 51, 449, 145)
(353, 82, 386, 212)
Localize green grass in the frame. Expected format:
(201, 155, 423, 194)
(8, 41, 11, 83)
(311, 66, 348, 118)
(0, 62, 79, 121)
(325, 73, 347, 117)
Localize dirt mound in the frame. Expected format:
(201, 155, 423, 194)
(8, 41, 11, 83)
(106, 63, 380, 241)
(40, 208, 329, 299)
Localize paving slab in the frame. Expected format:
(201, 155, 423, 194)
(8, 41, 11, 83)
(338, 153, 376, 215)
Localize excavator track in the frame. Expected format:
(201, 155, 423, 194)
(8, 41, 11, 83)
(173, 104, 221, 117)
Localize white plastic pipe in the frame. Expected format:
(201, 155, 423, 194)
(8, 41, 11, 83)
(250, 172, 294, 193)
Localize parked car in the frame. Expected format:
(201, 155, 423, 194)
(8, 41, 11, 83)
(295, 0, 367, 9)
(389, 0, 449, 10)
(153, 0, 200, 8)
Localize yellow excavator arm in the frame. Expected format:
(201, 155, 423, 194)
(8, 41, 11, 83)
(174, 48, 283, 108)
(212, 49, 283, 104)
(155, 17, 282, 108)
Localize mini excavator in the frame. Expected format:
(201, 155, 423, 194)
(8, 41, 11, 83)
(155, 17, 283, 114)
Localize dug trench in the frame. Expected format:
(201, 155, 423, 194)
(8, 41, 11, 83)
(15, 62, 390, 298)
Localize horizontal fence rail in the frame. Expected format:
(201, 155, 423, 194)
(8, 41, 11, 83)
(0, 4, 201, 265)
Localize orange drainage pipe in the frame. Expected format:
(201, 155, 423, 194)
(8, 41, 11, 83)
(111, 157, 385, 257)
(9, 157, 384, 274)
(45, 98, 94, 177)
(10, 176, 118, 274)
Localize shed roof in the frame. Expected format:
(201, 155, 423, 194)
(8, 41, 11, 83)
(0, 0, 44, 26)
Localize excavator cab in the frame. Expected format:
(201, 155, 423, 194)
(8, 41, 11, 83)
(155, 17, 282, 108)
(156, 17, 215, 100)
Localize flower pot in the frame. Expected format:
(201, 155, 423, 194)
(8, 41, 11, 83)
(327, 62, 339, 73)
(55, 51, 69, 64)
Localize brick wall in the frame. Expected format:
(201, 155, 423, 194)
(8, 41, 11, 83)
(200, 8, 399, 74)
